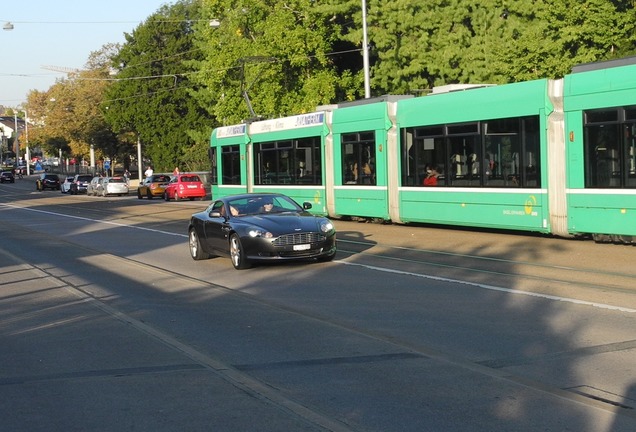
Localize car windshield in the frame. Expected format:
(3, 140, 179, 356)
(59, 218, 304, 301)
(227, 195, 302, 216)
(151, 175, 170, 183)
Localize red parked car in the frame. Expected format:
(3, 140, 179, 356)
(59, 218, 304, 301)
(163, 174, 207, 201)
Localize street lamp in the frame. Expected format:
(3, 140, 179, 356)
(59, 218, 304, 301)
(23, 110, 30, 176)
(13, 113, 19, 169)
(0, 131, 5, 165)
(361, 0, 371, 99)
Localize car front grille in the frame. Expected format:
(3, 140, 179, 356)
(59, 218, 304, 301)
(273, 232, 325, 246)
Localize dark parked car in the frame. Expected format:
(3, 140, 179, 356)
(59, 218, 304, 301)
(188, 193, 337, 270)
(0, 171, 15, 183)
(36, 173, 61, 191)
(70, 174, 93, 194)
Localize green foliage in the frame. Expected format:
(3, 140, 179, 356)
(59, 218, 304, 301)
(192, 0, 358, 125)
(27, 48, 116, 163)
(27, 0, 636, 169)
(104, 0, 214, 172)
(498, 0, 636, 81)
(359, 0, 636, 94)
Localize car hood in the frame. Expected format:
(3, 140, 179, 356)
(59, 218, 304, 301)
(242, 212, 325, 233)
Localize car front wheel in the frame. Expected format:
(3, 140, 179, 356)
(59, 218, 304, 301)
(229, 234, 251, 270)
(189, 229, 211, 260)
(317, 251, 337, 262)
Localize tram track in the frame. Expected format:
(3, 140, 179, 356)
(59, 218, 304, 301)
(336, 241, 636, 297)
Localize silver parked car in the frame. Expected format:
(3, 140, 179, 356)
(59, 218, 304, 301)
(100, 177, 129, 197)
(86, 177, 104, 196)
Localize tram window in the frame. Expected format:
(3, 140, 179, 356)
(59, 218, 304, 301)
(449, 135, 482, 186)
(586, 109, 618, 124)
(254, 137, 322, 186)
(414, 126, 443, 138)
(221, 145, 241, 185)
(484, 121, 521, 188)
(401, 116, 540, 188)
(625, 124, 636, 187)
(342, 131, 376, 185)
(583, 107, 636, 188)
(584, 123, 620, 187)
(447, 123, 479, 135)
(209, 147, 218, 184)
(401, 128, 445, 186)
(521, 116, 541, 188)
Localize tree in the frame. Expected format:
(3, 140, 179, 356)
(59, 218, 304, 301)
(26, 45, 118, 168)
(497, 0, 636, 81)
(192, 0, 358, 125)
(342, 0, 636, 95)
(104, 0, 213, 172)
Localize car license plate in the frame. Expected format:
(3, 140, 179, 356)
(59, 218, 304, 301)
(187, 185, 197, 188)
(293, 244, 310, 251)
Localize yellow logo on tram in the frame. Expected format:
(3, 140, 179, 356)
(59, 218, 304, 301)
(525, 195, 537, 215)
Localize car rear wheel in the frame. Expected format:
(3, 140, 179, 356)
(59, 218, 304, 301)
(137, 189, 143, 199)
(230, 234, 251, 270)
(189, 229, 211, 260)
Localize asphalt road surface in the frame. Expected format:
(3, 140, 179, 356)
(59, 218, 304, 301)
(1, 176, 635, 432)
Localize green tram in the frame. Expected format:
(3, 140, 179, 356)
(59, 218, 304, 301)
(210, 112, 330, 211)
(563, 58, 636, 242)
(209, 56, 636, 243)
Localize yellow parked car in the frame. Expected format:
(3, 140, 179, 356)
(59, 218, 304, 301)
(137, 174, 171, 199)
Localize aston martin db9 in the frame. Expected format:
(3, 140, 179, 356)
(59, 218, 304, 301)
(188, 193, 336, 269)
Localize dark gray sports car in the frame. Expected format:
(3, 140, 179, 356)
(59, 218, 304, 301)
(188, 193, 337, 269)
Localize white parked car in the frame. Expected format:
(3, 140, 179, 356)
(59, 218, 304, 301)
(100, 176, 129, 197)
(60, 176, 74, 194)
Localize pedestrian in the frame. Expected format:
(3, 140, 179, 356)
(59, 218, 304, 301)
(123, 169, 130, 184)
(144, 166, 153, 179)
(173, 167, 180, 176)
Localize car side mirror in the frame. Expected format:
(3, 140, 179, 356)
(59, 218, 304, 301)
(302, 202, 312, 210)
(210, 210, 222, 218)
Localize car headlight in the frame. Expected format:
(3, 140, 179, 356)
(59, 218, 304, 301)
(248, 229, 273, 238)
(320, 220, 334, 233)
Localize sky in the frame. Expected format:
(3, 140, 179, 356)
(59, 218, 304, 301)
(1, 0, 173, 106)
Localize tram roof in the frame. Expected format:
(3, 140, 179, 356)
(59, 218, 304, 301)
(571, 55, 636, 73)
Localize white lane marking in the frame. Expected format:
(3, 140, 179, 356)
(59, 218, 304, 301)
(5, 203, 635, 314)
(337, 261, 636, 314)
(1, 203, 187, 238)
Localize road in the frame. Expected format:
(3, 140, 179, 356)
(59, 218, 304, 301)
(1, 177, 636, 432)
